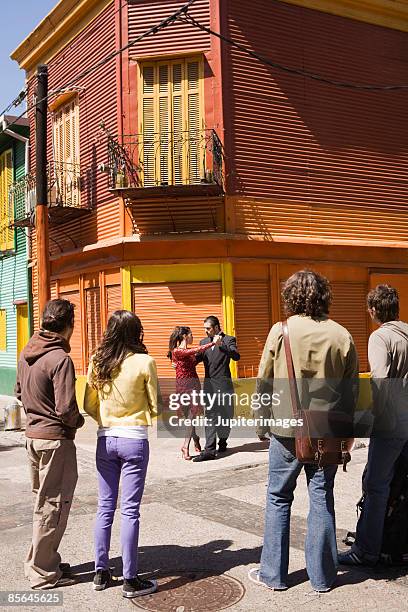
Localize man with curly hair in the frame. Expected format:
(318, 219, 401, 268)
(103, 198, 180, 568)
(248, 270, 358, 593)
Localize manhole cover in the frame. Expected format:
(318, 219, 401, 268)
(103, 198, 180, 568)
(132, 572, 245, 612)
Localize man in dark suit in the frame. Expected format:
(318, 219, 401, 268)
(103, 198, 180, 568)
(192, 315, 240, 462)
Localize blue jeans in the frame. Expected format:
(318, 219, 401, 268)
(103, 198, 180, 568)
(352, 437, 408, 562)
(260, 436, 338, 591)
(95, 437, 149, 579)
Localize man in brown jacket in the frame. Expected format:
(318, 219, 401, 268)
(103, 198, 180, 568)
(15, 299, 84, 589)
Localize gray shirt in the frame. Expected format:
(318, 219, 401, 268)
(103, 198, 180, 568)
(368, 320, 408, 434)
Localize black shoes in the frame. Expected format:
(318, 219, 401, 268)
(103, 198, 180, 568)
(93, 569, 112, 591)
(59, 563, 71, 576)
(192, 451, 216, 462)
(122, 576, 158, 598)
(218, 439, 228, 453)
(338, 551, 376, 567)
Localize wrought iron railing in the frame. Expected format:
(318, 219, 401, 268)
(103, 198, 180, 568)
(8, 161, 92, 227)
(104, 128, 224, 191)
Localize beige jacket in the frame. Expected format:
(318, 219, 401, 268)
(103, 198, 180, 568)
(257, 314, 359, 437)
(84, 353, 158, 427)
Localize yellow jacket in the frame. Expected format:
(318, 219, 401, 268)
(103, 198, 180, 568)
(84, 353, 158, 427)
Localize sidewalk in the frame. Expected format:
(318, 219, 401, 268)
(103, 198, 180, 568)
(0, 416, 407, 611)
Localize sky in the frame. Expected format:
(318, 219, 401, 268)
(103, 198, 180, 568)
(0, 0, 57, 116)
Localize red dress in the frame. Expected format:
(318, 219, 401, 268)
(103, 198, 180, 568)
(172, 343, 215, 414)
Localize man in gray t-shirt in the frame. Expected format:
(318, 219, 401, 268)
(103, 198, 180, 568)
(339, 284, 408, 566)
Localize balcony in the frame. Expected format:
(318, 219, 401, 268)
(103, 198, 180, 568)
(104, 128, 224, 199)
(9, 161, 93, 228)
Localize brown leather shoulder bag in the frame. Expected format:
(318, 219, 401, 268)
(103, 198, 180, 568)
(282, 320, 354, 471)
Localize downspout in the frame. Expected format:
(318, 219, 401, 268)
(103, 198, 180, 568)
(1, 118, 33, 335)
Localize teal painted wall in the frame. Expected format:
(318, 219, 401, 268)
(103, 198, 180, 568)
(0, 138, 29, 395)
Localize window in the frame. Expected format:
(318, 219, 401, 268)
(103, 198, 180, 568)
(0, 149, 13, 251)
(0, 309, 6, 351)
(139, 57, 203, 187)
(52, 98, 80, 207)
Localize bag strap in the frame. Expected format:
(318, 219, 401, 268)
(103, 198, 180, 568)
(282, 320, 302, 418)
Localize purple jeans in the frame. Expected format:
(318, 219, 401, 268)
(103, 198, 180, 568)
(95, 437, 149, 579)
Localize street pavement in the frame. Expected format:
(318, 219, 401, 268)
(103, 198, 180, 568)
(0, 404, 407, 611)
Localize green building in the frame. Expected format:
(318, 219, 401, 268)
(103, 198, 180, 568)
(0, 115, 30, 395)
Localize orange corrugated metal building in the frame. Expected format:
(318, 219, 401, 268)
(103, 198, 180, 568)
(11, 0, 408, 382)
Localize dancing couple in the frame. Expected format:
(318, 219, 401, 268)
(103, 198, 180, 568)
(167, 316, 240, 461)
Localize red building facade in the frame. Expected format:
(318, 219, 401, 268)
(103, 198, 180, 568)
(11, 0, 408, 383)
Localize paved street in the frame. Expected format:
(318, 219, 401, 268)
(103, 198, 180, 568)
(0, 406, 407, 611)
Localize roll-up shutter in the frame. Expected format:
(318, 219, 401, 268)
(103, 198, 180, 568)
(59, 289, 82, 373)
(235, 279, 271, 378)
(331, 282, 368, 371)
(132, 281, 223, 378)
(86, 287, 102, 360)
(106, 284, 122, 319)
(50, 281, 58, 300)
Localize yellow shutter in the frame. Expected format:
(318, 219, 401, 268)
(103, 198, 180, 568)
(140, 57, 203, 187)
(186, 60, 201, 184)
(142, 65, 155, 187)
(0, 149, 13, 251)
(158, 63, 170, 185)
(0, 310, 7, 351)
(172, 62, 184, 185)
(17, 304, 29, 358)
(52, 99, 80, 207)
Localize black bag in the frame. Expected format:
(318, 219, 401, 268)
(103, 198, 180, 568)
(344, 455, 408, 565)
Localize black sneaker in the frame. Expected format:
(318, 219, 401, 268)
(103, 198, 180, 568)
(93, 569, 112, 591)
(218, 440, 228, 453)
(122, 576, 158, 598)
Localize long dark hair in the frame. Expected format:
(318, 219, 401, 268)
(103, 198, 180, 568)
(167, 326, 191, 360)
(90, 310, 147, 389)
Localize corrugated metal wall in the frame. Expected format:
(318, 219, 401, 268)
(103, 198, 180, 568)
(128, 0, 210, 56)
(132, 280, 223, 377)
(234, 278, 270, 378)
(0, 139, 28, 380)
(27, 2, 119, 258)
(224, 0, 408, 241)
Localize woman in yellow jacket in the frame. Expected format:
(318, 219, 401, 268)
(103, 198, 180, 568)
(84, 310, 158, 599)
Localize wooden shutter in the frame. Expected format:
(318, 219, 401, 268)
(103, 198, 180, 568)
(106, 284, 122, 320)
(331, 282, 369, 371)
(52, 99, 80, 206)
(17, 304, 29, 358)
(235, 280, 271, 378)
(0, 149, 13, 251)
(158, 63, 170, 185)
(172, 62, 184, 185)
(142, 65, 155, 187)
(140, 58, 202, 187)
(60, 290, 82, 373)
(132, 281, 223, 378)
(0, 310, 7, 351)
(86, 287, 102, 359)
(186, 60, 201, 184)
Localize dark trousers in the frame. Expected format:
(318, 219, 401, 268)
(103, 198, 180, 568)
(204, 393, 234, 453)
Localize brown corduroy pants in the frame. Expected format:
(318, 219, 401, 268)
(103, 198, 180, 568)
(24, 439, 78, 589)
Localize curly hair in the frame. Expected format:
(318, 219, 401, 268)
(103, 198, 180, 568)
(90, 310, 147, 390)
(282, 270, 332, 318)
(367, 284, 399, 323)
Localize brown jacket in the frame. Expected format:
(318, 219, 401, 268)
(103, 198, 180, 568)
(15, 331, 84, 440)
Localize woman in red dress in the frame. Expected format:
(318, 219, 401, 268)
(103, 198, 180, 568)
(168, 326, 221, 460)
